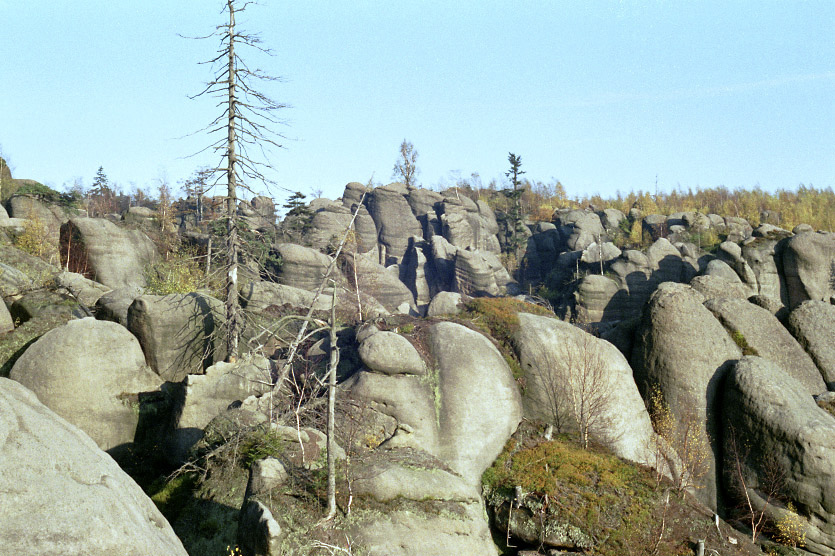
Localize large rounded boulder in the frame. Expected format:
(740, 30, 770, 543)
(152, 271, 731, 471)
(127, 292, 226, 381)
(337, 321, 522, 555)
(513, 312, 660, 469)
(788, 300, 835, 389)
(0, 377, 187, 555)
(783, 231, 835, 308)
(703, 296, 826, 394)
(723, 357, 835, 556)
(9, 318, 162, 453)
(631, 282, 741, 510)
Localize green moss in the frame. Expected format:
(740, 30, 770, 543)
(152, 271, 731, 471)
(730, 329, 759, 356)
(483, 427, 662, 556)
(149, 473, 199, 522)
(458, 297, 553, 390)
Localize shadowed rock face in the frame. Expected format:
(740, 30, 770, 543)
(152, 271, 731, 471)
(127, 292, 226, 382)
(723, 357, 835, 556)
(0, 377, 188, 556)
(364, 184, 422, 265)
(631, 282, 742, 511)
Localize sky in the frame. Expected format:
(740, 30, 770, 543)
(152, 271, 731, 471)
(1, 1, 833, 206)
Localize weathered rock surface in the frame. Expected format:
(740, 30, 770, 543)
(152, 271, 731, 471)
(8, 194, 69, 240)
(53, 270, 111, 307)
(723, 357, 835, 556)
(127, 293, 225, 382)
(783, 232, 835, 308)
(342, 252, 416, 313)
(704, 297, 826, 394)
(741, 235, 790, 304)
(60, 217, 157, 290)
(574, 274, 621, 322)
(94, 286, 142, 325)
(788, 300, 835, 389)
(689, 274, 751, 301)
(165, 356, 274, 463)
(0, 299, 12, 334)
(0, 377, 188, 555)
(240, 281, 331, 313)
(343, 321, 521, 483)
(631, 282, 741, 510)
(364, 184, 422, 264)
(9, 318, 162, 453)
(272, 243, 335, 292)
(358, 330, 425, 375)
(426, 291, 464, 316)
(513, 313, 661, 468)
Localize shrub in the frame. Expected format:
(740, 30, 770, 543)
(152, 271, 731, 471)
(144, 248, 215, 295)
(13, 218, 57, 263)
(775, 502, 806, 548)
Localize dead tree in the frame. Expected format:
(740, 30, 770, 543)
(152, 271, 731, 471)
(188, 0, 287, 362)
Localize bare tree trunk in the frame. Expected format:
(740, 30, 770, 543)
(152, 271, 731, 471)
(326, 285, 339, 519)
(225, 0, 241, 363)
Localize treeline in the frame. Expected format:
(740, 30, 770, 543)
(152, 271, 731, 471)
(454, 177, 835, 232)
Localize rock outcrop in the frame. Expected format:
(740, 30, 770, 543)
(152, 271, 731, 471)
(513, 313, 661, 469)
(723, 357, 835, 556)
(704, 297, 826, 394)
(0, 378, 188, 555)
(127, 293, 226, 382)
(783, 232, 835, 308)
(788, 300, 835, 389)
(8, 318, 163, 454)
(631, 282, 741, 510)
(59, 217, 157, 290)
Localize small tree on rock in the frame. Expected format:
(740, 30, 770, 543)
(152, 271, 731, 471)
(392, 139, 419, 187)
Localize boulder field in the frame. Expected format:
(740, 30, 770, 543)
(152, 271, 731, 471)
(2, 183, 835, 555)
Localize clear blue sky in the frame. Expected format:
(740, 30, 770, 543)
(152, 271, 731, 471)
(2, 1, 833, 205)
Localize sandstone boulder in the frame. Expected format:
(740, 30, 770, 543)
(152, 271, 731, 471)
(127, 293, 225, 382)
(53, 270, 111, 307)
(165, 356, 274, 463)
(0, 298, 12, 334)
(272, 243, 335, 292)
(358, 330, 425, 375)
(631, 282, 741, 510)
(788, 300, 835, 388)
(514, 313, 661, 469)
(783, 232, 835, 308)
(94, 286, 143, 325)
(343, 321, 521, 484)
(574, 274, 621, 322)
(689, 274, 751, 301)
(0, 378, 188, 555)
(704, 297, 825, 394)
(723, 357, 835, 556)
(9, 318, 162, 453)
(364, 184, 422, 264)
(426, 291, 464, 317)
(60, 218, 157, 290)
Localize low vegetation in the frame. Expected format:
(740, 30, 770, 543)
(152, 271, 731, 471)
(483, 420, 761, 556)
